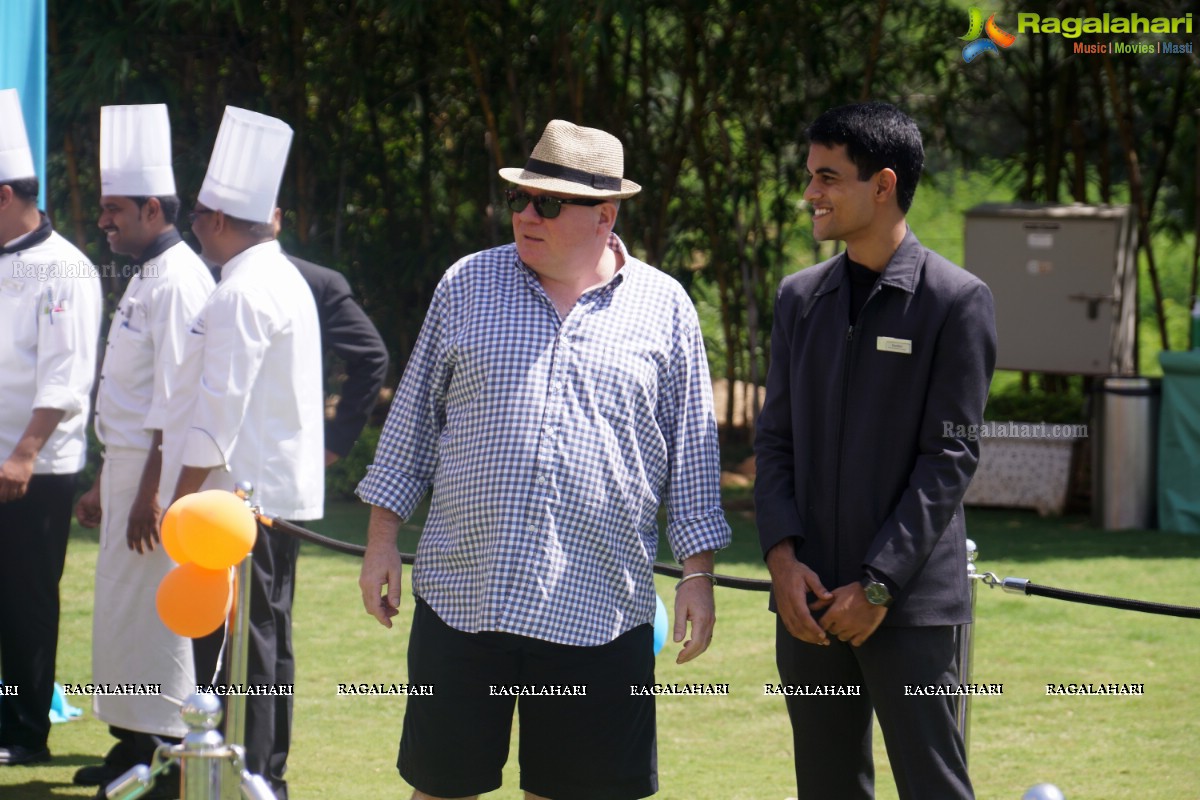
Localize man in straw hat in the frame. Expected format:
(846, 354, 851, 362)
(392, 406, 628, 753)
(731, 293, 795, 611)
(160, 106, 323, 799)
(0, 87, 102, 767)
(71, 103, 215, 796)
(755, 102, 995, 799)
(357, 119, 730, 799)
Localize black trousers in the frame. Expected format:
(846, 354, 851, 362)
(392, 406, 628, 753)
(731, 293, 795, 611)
(193, 523, 299, 799)
(102, 725, 180, 769)
(775, 618, 974, 800)
(0, 473, 76, 750)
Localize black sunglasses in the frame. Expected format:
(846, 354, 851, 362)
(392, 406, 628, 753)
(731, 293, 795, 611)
(188, 208, 216, 224)
(505, 188, 604, 219)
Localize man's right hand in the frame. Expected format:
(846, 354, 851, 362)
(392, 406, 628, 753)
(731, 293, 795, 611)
(75, 481, 103, 528)
(359, 541, 404, 627)
(360, 505, 406, 628)
(766, 539, 832, 645)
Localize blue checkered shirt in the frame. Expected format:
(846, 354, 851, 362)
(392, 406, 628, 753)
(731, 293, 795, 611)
(357, 234, 730, 646)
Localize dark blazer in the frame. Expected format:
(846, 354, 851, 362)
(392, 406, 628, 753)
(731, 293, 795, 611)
(286, 255, 390, 457)
(755, 228, 997, 626)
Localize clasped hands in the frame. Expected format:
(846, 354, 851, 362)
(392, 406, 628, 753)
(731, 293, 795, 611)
(766, 541, 887, 648)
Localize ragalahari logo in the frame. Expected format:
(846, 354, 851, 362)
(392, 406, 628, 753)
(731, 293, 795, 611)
(961, 8, 1016, 62)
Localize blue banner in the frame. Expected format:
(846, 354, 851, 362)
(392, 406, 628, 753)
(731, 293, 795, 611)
(0, 0, 47, 208)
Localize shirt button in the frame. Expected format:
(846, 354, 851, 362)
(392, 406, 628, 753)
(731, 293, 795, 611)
(536, 475, 546, 485)
(544, 426, 555, 437)
(552, 381, 562, 392)
(527, 525, 537, 533)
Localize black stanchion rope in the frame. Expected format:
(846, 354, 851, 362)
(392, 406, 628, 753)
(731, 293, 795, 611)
(1019, 581, 1200, 620)
(264, 517, 1200, 612)
(263, 517, 774, 592)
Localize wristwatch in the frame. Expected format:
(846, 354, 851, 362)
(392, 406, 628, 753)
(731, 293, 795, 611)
(861, 577, 893, 608)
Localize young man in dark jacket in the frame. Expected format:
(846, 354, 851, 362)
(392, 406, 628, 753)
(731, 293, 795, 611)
(755, 102, 997, 800)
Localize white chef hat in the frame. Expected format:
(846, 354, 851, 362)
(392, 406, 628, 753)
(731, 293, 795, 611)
(0, 88, 36, 183)
(100, 104, 176, 197)
(197, 106, 293, 224)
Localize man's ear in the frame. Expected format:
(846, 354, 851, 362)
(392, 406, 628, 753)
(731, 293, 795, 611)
(598, 201, 618, 232)
(143, 196, 162, 223)
(875, 168, 898, 206)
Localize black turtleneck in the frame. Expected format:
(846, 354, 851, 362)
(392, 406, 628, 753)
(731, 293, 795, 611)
(845, 256, 881, 326)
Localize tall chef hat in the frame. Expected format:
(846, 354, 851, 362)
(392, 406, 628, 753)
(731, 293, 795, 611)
(0, 88, 37, 183)
(197, 106, 293, 224)
(100, 104, 176, 197)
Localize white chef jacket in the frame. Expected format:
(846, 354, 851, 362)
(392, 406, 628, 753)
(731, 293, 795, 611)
(96, 239, 216, 450)
(0, 228, 102, 474)
(158, 240, 324, 520)
(90, 234, 213, 736)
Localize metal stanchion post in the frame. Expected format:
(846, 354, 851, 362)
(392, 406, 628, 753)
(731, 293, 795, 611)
(108, 484, 273, 800)
(208, 552, 254, 799)
(219, 482, 258, 799)
(181, 693, 224, 798)
(954, 538, 979, 762)
(105, 691, 279, 800)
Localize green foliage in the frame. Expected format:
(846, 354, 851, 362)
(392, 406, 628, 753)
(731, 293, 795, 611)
(324, 424, 381, 501)
(40, 0, 1199, 419)
(984, 372, 1087, 424)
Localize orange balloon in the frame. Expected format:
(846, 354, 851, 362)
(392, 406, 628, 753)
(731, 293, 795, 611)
(160, 493, 203, 564)
(177, 490, 257, 570)
(155, 563, 233, 638)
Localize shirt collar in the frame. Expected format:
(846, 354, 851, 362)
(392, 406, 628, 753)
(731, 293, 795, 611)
(219, 239, 283, 282)
(515, 232, 633, 288)
(135, 227, 183, 268)
(1, 212, 53, 255)
(814, 226, 924, 299)
(874, 227, 923, 294)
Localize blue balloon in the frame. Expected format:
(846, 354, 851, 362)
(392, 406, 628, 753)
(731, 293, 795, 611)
(653, 594, 668, 655)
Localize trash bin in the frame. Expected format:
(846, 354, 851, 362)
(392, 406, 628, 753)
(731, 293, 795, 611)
(1157, 352, 1200, 533)
(1092, 376, 1160, 530)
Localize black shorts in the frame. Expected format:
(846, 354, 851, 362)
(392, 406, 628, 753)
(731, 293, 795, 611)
(399, 598, 657, 799)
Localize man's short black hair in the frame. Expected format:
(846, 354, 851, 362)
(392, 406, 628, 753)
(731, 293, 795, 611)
(806, 102, 924, 214)
(129, 195, 181, 225)
(4, 177, 40, 205)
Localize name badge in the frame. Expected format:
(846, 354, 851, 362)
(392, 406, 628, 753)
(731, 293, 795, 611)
(877, 336, 912, 355)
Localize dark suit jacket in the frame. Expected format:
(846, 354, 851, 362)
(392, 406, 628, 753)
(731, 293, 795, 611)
(754, 229, 997, 626)
(286, 255, 389, 457)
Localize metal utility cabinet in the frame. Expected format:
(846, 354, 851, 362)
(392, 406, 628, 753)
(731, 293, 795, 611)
(964, 204, 1137, 375)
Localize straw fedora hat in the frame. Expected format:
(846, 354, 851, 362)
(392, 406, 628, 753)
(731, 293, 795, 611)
(499, 120, 641, 200)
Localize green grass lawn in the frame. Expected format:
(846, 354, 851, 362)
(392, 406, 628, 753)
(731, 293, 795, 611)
(3, 500, 1199, 799)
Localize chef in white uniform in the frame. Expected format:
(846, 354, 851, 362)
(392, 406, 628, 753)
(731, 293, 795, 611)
(0, 88, 102, 768)
(161, 106, 323, 800)
(71, 104, 215, 794)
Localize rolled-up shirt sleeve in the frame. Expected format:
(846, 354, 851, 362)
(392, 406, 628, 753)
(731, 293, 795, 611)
(34, 276, 100, 417)
(658, 309, 731, 563)
(181, 287, 274, 469)
(356, 276, 455, 520)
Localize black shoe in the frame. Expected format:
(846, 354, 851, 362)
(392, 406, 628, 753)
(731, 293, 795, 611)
(0, 744, 51, 766)
(75, 762, 124, 785)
